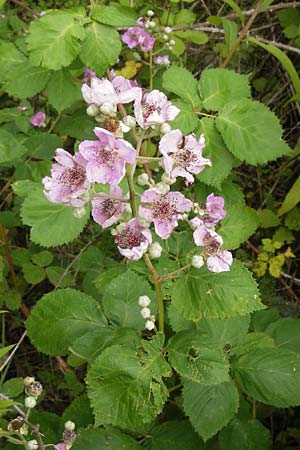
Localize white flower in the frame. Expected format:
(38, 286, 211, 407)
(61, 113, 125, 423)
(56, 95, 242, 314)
(27, 440, 39, 450)
(138, 295, 151, 307)
(25, 397, 36, 409)
(145, 320, 155, 330)
(64, 420, 76, 431)
(191, 255, 204, 269)
(140, 307, 151, 319)
(148, 242, 163, 259)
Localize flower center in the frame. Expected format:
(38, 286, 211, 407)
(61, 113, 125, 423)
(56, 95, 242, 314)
(152, 199, 176, 220)
(174, 148, 197, 168)
(115, 228, 145, 249)
(93, 146, 117, 168)
(60, 167, 85, 188)
(143, 102, 161, 119)
(203, 236, 220, 256)
(99, 199, 118, 218)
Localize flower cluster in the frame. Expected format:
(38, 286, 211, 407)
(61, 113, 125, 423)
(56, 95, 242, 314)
(138, 295, 156, 330)
(23, 376, 43, 410)
(43, 71, 233, 273)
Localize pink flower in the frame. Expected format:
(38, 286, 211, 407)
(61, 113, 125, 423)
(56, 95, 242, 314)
(134, 90, 179, 129)
(82, 67, 97, 82)
(30, 112, 46, 127)
(159, 130, 211, 184)
(115, 218, 152, 260)
(139, 188, 192, 239)
(154, 55, 170, 66)
(79, 128, 136, 185)
(42, 149, 89, 207)
(122, 27, 155, 52)
(81, 76, 141, 107)
(192, 223, 232, 273)
(54, 444, 66, 450)
(205, 193, 226, 226)
(91, 186, 126, 228)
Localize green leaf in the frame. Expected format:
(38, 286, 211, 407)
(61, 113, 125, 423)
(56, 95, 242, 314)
(80, 22, 121, 75)
(87, 337, 171, 428)
(3, 64, 50, 98)
(218, 418, 271, 450)
(183, 379, 239, 441)
(92, 5, 138, 26)
(26, 288, 107, 356)
(31, 250, 53, 267)
(62, 395, 94, 429)
(46, 266, 73, 288)
(199, 68, 250, 111)
(72, 428, 141, 450)
(218, 205, 259, 250)
(163, 66, 201, 108)
(47, 70, 81, 111)
(170, 99, 198, 135)
(172, 260, 264, 321)
(197, 117, 234, 189)
(216, 98, 291, 165)
(278, 175, 300, 216)
(3, 289, 22, 310)
(232, 332, 275, 358)
(102, 269, 155, 330)
(0, 42, 26, 79)
(223, 0, 244, 23)
(265, 318, 300, 353)
(146, 421, 204, 450)
(20, 188, 90, 247)
(223, 19, 238, 57)
(233, 348, 300, 407)
(27, 12, 85, 70)
(251, 308, 280, 332)
(174, 9, 196, 25)
(196, 316, 250, 348)
(175, 30, 208, 45)
(0, 344, 15, 359)
(0, 129, 27, 167)
(257, 209, 281, 228)
(22, 262, 45, 284)
(168, 330, 230, 384)
(1, 378, 24, 398)
(56, 108, 96, 140)
(24, 133, 62, 160)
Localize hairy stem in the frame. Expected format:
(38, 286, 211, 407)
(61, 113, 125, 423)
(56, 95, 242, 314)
(143, 254, 164, 333)
(159, 263, 191, 281)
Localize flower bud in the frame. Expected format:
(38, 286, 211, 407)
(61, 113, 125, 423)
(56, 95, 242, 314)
(147, 9, 154, 16)
(64, 421, 76, 432)
(138, 217, 151, 228)
(73, 206, 86, 219)
(100, 102, 117, 116)
(191, 255, 204, 269)
(23, 376, 35, 387)
(148, 21, 156, 28)
(145, 320, 155, 331)
(8, 416, 25, 432)
(137, 173, 149, 186)
(27, 381, 43, 398)
(169, 39, 175, 46)
(161, 172, 176, 185)
(162, 34, 169, 41)
(27, 440, 39, 450)
(140, 307, 151, 319)
(160, 123, 171, 134)
(63, 429, 77, 448)
(25, 396, 36, 409)
(164, 26, 172, 33)
(148, 242, 162, 259)
(123, 115, 136, 129)
(138, 295, 151, 307)
(133, 52, 142, 61)
(86, 104, 99, 117)
(154, 182, 170, 195)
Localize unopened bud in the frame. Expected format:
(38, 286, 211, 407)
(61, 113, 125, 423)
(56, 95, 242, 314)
(145, 320, 155, 331)
(133, 52, 142, 61)
(23, 376, 35, 387)
(25, 396, 36, 409)
(138, 217, 151, 228)
(64, 421, 76, 432)
(123, 115, 136, 129)
(160, 123, 171, 134)
(169, 39, 175, 46)
(27, 440, 39, 450)
(164, 26, 172, 33)
(154, 182, 170, 195)
(73, 206, 86, 219)
(140, 307, 151, 319)
(138, 295, 151, 307)
(148, 21, 156, 28)
(147, 9, 154, 16)
(161, 172, 176, 185)
(100, 102, 117, 116)
(137, 173, 149, 186)
(148, 242, 162, 259)
(191, 255, 204, 269)
(86, 104, 99, 117)
(162, 34, 169, 41)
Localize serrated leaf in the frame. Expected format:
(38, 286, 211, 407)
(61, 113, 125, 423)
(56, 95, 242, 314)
(47, 70, 81, 111)
(199, 68, 250, 111)
(197, 117, 234, 188)
(146, 421, 204, 450)
(26, 288, 107, 356)
(62, 395, 94, 429)
(27, 12, 85, 70)
(80, 22, 121, 75)
(31, 250, 53, 267)
(56, 108, 96, 139)
(216, 99, 291, 165)
(233, 348, 300, 407)
(218, 205, 259, 250)
(102, 270, 156, 330)
(92, 5, 138, 26)
(24, 133, 62, 160)
(87, 337, 171, 428)
(196, 316, 250, 347)
(170, 99, 198, 135)
(72, 428, 140, 450)
(183, 379, 239, 441)
(21, 188, 90, 247)
(168, 330, 230, 384)
(3, 64, 50, 98)
(0, 42, 26, 79)
(278, 174, 300, 216)
(232, 332, 275, 358)
(163, 66, 201, 108)
(218, 418, 271, 450)
(46, 266, 73, 288)
(265, 318, 300, 353)
(257, 209, 281, 228)
(22, 262, 45, 284)
(0, 129, 27, 167)
(1, 378, 24, 398)
(172, 261, 264, 321)
(175, 30, 208, 44)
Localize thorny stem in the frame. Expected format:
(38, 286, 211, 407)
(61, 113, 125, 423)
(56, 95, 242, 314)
(143, 254, 165, 333)
(159, 263, 191, 282)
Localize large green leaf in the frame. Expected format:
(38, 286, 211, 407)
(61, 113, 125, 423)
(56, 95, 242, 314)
(172, 261, 264, 321)
(218, 205, 259, 250)
(183, 379, 239, 441)
(0, 129, 27, 167)
(102, 269, 156, 330)
(92, 5, 138, 26)
(80, 22, 121, 75)
(278, 175, 300, 216)
(196, 316, 250, 348)
(233, 348, 300, 407)
(87, 337, 171, 428)
(3, 64, 50, 98)
(145, 421, 204, 450)
(168, 330, 229, 384)
(72, 428, 140, 450)
(170, 99, 198, 135)
(26, 288, 107, 356)
(197, 117, 234, 189)
(0, 42, 26, 79)
(47, 70, 81, 111)
(62, 395, 94, 430)
(163, 66, 201, 108)
(199, 68, 250, 111)
(27, 12, 85, 70)
(216, 99, 291, 164)
(55, 108, 96, 139)
(218, 418, 271, 450)
(20, 188, 90, 247)
(265, 318, 300, 353)
(24, 133, 62, 160)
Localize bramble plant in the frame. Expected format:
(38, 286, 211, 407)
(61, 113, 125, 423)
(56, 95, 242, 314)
(1, 1, 300, 449)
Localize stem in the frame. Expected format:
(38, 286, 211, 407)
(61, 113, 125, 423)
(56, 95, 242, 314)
(136, 156, 161, 162)
(143, 254, 164, 333)
(126, 167, 138, 216)
(48, 112, 62, 134)
(168, 383, 183, 393)
(149, 50, 153, 90)
(195, 111, 217, 119)
(159, 263, 191, 281)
